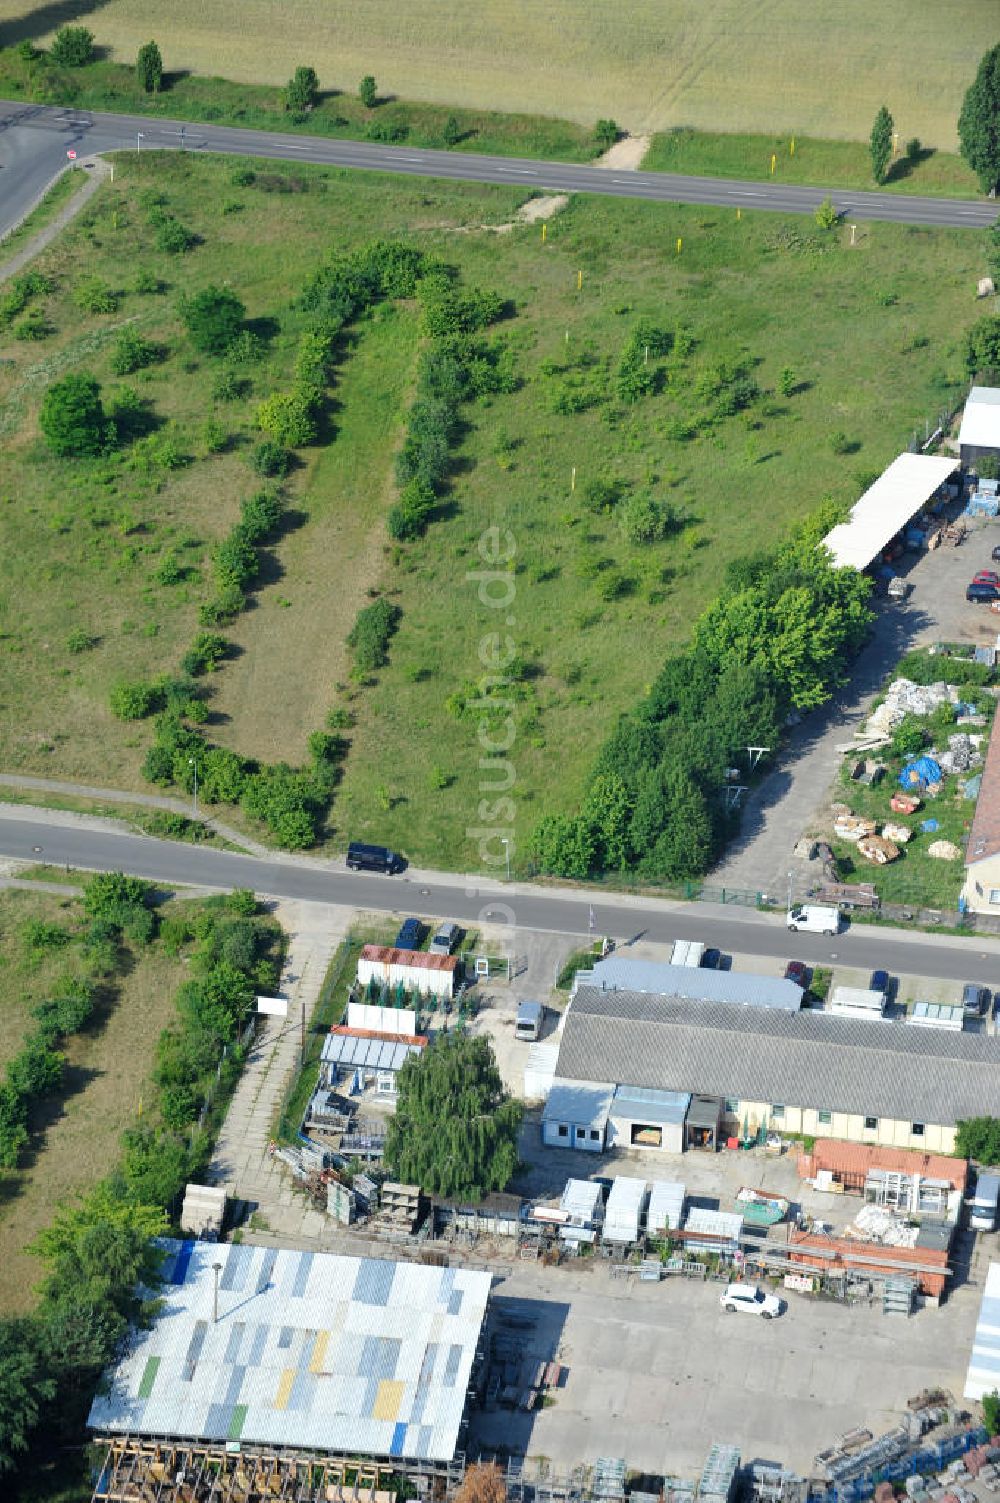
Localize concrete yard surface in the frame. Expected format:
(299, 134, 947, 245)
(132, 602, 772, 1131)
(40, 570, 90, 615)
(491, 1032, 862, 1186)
(473, 1259, 980, 1478)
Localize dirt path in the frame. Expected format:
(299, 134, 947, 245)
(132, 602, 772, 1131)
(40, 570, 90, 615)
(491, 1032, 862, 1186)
(593, 134, 651, 170)
(0, 158, 110, 284)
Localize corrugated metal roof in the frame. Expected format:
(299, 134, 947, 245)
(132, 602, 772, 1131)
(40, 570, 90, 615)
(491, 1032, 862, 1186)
(542, 1077, 613, 1131)
(611, 1085, 690, 1125)
(647, 1181, 686, 1234)
(604, 1176, 647, 1240)
(322, 1032, 422, 1072)
(805, 1140, 967, 1190)
(88, 1242, 490, 1462)
(557, 985, 1000, 1126)
(360, 946, 457, 972)
(582, 958, 802, 1011)
(560, 1179, 603, 1220)
(685, 1208, 743, 1241)
(960, 386, 1000, 451)
(821, 453, 957, 571)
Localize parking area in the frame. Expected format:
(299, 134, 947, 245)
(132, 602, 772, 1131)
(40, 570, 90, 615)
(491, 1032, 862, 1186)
(472, 1253, 981, 1478)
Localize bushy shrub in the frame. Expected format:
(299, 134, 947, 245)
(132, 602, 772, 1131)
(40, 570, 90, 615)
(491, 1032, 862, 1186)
(239, 488, 283, 542)
(387, 478, 436, 540)
(251, 440, 290, 477)
(111, 326, 156, 375)
(179, 285, 245, 355)
(618, 491, 679, 544)
(39, 372, 108, 458)
(50, 25, 93, 65)
(347, 598, 402, 677)
(257, 389, 317, 447)
(73, 278, 118, 315)
(181, 633, 227, 677)
(109, 680, 159, 721)
(214, 528, 258, 591)
(154, 216, 196, 254)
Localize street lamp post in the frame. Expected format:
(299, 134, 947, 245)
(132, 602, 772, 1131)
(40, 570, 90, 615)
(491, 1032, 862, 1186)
(136, 130, 144, 154)
(501, 837, 510, 881)
(212, 1260, 222, 1323)
(189, 757, 198, 819)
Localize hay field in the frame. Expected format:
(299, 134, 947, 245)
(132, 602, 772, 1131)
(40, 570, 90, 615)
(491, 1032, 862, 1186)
(15, 0, 996, 148)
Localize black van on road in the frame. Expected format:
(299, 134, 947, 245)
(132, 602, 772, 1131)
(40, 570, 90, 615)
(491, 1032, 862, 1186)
(346, 841, 402, 874)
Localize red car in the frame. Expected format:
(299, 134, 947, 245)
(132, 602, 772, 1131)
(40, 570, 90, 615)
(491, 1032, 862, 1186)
(973, 571, 1000, 585)
(784, 960, 810, 988)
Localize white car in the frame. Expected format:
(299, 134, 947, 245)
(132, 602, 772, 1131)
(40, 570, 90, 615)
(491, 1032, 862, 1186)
(719, 1282, 782, 1319)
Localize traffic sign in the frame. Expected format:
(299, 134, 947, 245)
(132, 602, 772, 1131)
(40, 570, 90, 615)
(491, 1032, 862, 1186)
(66, 149, 76, 160)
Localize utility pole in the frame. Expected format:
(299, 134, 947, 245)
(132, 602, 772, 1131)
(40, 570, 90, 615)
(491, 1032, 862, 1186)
(212, 1261, 222, 1324)
(189, 756, 199, 819)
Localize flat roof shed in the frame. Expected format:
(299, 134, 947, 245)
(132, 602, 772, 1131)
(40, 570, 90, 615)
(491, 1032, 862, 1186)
(960, 387, 1000, 464)
(821, 453, 957, 572)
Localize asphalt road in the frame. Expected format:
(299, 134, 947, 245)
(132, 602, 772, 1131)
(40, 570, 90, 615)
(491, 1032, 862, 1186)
(0, 99, 996, 239)
(3, 812, 1000, 985)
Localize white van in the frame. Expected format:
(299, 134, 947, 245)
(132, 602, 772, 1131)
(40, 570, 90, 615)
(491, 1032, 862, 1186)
(515, 1001, 544, 1042)
(971, 1172, 1000, 1231)
(786, 904, 840, 935)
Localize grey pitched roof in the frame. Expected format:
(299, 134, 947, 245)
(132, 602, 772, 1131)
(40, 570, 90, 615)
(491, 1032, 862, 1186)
(557, 986, 1000, 1127)
(580, 958, 803, 1011)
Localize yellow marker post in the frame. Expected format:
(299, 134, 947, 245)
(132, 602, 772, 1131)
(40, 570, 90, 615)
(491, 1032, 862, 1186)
(577, 269, 583, 291)
(541, 222, 547, 243)
(736, 207, 742, 221)
(676, 237, 682, 255)
(770, 153, 777, 175)
(790, 137, 795, 156)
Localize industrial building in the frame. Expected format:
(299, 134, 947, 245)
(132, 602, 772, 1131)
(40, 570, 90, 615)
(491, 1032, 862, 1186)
(573, 956, 804, 1011)
(547, 984, 1000, 1155)
(959, 386, 1000, 471)
(88, 1240, 491, 1464)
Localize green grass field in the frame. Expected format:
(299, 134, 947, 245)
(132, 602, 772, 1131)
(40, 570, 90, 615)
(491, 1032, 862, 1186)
(0, 152, 983, 868)
(5, 0, 996, 148)
(0, 887, 185, 1312)
(643, 130, 982, 198)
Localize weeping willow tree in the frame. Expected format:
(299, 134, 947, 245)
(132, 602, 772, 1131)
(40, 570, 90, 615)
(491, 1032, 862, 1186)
(384, 1033, 522, 1199)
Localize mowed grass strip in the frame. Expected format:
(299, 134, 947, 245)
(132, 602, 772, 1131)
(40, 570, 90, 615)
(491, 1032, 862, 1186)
(643, 130, 982, 199)
(211, 306, 422, 762)
(11, 0, 998, 147)
(0, 889, 183, 1313)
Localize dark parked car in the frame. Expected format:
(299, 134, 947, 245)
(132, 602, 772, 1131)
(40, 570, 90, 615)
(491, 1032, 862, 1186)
(394, 917, 424, 950)
(963, 983, 990, 1017)
(869, 968, 890, 995)
(967, 581, 1000, 602)
(992, 544, 1000, 562)
(784, 960, 809, 988)
(347, 841, 401, 874)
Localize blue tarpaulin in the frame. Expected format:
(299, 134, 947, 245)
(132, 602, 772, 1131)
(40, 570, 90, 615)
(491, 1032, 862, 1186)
(899, 756, 942, 790)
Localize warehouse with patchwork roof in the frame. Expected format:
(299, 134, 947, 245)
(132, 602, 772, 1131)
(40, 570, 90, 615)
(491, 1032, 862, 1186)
(549, 984, 1000, 1155)
(88, 1240, 491, 1464)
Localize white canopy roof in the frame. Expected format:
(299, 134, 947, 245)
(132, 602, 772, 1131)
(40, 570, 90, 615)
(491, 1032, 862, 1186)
(822, 453, 957, 572)
(959, 386, 1000, 451)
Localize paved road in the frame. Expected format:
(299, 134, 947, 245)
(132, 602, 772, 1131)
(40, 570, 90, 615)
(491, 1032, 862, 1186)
(0, 99, 996, 240)
(4, 811, 1000, 984)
